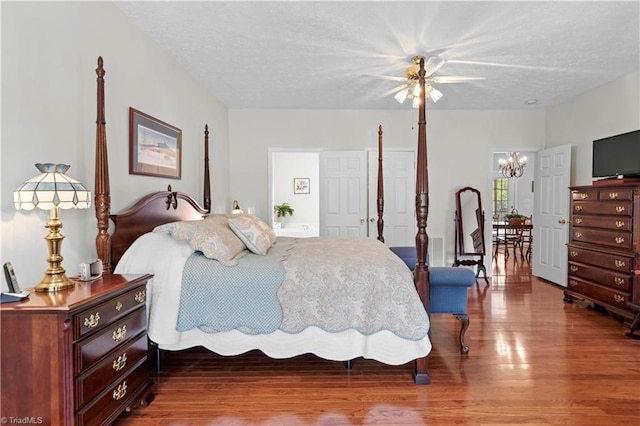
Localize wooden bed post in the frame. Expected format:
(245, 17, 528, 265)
(94, 56, 111, 273)
(413, 57, 431, 384)
(203, 124, 211, 213)
(377, 124, 385, 243)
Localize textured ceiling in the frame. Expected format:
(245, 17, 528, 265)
(116, 1, 640, 110)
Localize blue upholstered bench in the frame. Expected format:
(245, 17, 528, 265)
(389, 246, 476, 354)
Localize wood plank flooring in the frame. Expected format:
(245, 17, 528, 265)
(114, 257, 640, 425)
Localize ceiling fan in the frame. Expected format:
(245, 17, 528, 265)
(386, 55, 485, 107)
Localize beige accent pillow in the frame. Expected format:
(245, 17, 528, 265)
(228, 215, 276, 255)
(154, 215, 246, 265)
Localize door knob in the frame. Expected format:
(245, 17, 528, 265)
(369, 217, 375, 222)
(558, 219, 566, 224)
(360, 218, 365, 223)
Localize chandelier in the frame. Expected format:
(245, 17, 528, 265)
(499, 152, 527, 178)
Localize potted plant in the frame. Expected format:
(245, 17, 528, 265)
(274, 202, 294, 221)
(504, 207, 526, 224)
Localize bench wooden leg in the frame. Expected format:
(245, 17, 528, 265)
(455, 314, 470, 354)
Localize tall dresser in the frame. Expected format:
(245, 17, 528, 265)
(565, 183, 640, 323)
(1, 273, 154, 425)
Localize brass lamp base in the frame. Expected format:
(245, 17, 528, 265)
(35, 206, 76, 293)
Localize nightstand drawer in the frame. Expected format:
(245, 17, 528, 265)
(76, 359, 150, 426)
(74, 285, 147, 339)
(76, 333, 148, 408)
(75, 308, 146, 374)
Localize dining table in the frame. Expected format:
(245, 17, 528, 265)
(492, 221, 533, 260)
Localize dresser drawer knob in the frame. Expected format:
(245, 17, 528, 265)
(112, 325, 127, 342)
(83, 312, 100, 329)
(615, 237, 625, 244)
(134, 290, 146, 304)
(112, 381, 127, 400)
(574, 205, 583, 212)
(574, 232, 583, 239)
(575, 218, 583, 225)
(614, 294, 625, 303)
(115, 301, 123, 311)
(615, 221, 625, 228)
(580, 193, 589, 200)
(608, 192, 618, 199)
(570, 250, 578, 258)
(112, 353, 128, 371)
(615, 206, 625, 213)
(570, 265, 578, 272)
(614, 260, 626, 268)
(614, 277, 625, 287)
(569, 279, 578, 287)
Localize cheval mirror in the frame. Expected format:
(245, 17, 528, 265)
(454, 186, 489, 283)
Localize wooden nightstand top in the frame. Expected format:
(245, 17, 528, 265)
(0, 273, 152, 313)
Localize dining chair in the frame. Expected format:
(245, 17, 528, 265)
(495, 218, 525, 261)
(517, 216, 533, 261)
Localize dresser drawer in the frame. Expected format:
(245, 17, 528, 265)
(75, 308, 146, 374)
(572, 215, 632, 231)
(597, 189, 634, 201)
(74, 285, 147, 340)
(567, 277, 631, 309)
(568, 262, 631, 292)
(572, 201, 632, 216)
(76, 333, 148, 408)
(76, 359, 150, 426)
(571, 228, 632, 249)
(571, 188, 599, 201)
(567, 246, 633, 272)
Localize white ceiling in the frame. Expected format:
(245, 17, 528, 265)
(116, 1, 640, 110)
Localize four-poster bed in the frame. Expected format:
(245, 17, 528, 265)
(93, 57, 432, 384)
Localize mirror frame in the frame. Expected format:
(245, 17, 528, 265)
(454, 186, 488, 283)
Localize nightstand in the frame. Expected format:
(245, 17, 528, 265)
(1, 273, 155, 425)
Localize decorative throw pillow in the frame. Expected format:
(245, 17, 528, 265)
(153, 216, 246, 265)
(228, 215, 275, 255)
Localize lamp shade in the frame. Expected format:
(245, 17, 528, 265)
(14, 163, 91, 211)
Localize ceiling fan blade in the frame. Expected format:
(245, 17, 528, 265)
(430, 76, 486, 84)
(423, 56, 446, 77)
(363, 74, 407, 82)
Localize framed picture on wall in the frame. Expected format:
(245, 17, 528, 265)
(129, 107, 182, 179)
(294, 177, 310, 194)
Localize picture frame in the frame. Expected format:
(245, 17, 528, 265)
(129, 107, 182, 179)
(294, 177, 310, 194)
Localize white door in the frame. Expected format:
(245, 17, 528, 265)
(319, 151, 368, 237)
(532, 144, 572, 286)
(367, 150, 416, 246)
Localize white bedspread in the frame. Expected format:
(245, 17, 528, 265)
(115, 232, 431, 365)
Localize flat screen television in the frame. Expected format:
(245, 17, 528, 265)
(592, 129, 640, 179)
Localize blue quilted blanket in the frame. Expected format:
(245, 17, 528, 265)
(176, 241, 291, 334)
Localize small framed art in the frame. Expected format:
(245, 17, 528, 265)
(129, 107, 182, 179)
(294, 177, 310, 194)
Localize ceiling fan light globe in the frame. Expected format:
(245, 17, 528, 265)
(429, 87, 443, 103)
(412, 97, 420, 109)
(394, 89, 409, 103)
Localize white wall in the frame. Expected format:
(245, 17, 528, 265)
(1, 2, 229, 287)
(546, 71, 640, 186)
(229, 109, 546, 264)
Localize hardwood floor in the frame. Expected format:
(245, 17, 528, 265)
(114, 257, 640, 425)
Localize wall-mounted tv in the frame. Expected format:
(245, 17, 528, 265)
(592, 130, 640, 179)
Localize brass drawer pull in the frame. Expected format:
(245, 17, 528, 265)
(570, 250, 578, 258)
(615, 237, 625, 244)
(608, 192, 618, 199)
(112, 353, 128, 371)
(574, 232, 583, 239)
(580, 193, 589, 200)
(115, 301, 123, 311)
(570, 265, 578, 272)
(574, 205, 583, 212)
(575, 218, 583, 224)
(112, 381, 127, 400)
(614, 277, 625, 287)
(614, 260, 626, 268)
(614, 294, 625, 303)
(83, 312, 100, 329)
(615, 206, 625, 213)
(134, 290, 146, 304)
(615, 221, 625, 228)
(112, 325, 127, 342)
(569, 279, 578, 287)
